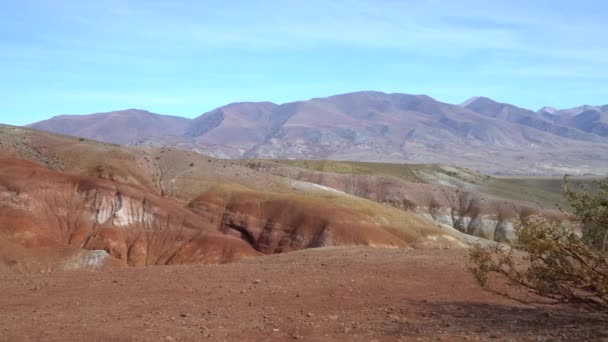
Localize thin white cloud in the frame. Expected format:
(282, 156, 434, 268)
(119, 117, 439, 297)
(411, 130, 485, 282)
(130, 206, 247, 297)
(5, 0, 606, 65)
(1, 0, 606, 118)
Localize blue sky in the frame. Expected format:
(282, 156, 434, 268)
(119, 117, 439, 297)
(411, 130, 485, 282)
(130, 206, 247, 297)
(1, 0, 607, 125)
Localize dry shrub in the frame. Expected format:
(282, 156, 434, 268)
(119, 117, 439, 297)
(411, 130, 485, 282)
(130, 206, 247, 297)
(470, 178, 608, 311)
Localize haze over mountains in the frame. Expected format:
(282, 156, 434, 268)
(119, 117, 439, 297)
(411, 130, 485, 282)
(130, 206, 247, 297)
(28, 91, 608, 175)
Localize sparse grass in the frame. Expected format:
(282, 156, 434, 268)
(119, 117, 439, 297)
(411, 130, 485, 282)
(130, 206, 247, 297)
(272, 159, 428, 181)
(244, 159, 575, 209)
(495, 176, 605, 196)
(475, 178, 566, 208)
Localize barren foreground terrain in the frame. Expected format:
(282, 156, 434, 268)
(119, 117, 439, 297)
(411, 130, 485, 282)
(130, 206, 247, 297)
(1, 247, 606, 341)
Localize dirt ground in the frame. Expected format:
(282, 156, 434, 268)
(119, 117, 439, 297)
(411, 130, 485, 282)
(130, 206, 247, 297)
(1, 247, 606, 342)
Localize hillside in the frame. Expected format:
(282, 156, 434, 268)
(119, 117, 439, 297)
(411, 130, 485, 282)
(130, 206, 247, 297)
(0, 125, 470, 271)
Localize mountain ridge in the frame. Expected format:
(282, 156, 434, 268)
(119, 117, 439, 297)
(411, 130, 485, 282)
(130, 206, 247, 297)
(29, 109, 192, 145)
(25, 91, 608, 175)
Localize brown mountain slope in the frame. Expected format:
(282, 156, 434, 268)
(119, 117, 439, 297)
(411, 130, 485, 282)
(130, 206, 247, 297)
(27, 91, 608, 175)
(186, 102, 279, 140)
(185, 91, 562, 158)
(28, 109, 191, 145)
(463, 96, 601, 141)
(565, 109, 608, 137)
(157, 92, 608, 175)
(537, 105, 608, 137)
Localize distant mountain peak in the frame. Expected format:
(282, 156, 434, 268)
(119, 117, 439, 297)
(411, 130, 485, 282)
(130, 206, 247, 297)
(327, 90, 388, 97)
(460, 96, 509, 109)
(538, 106, 558, 115)
(460, 96, 481, 107)
(220, 101, 277, 108)
(461, 96, 516, 116)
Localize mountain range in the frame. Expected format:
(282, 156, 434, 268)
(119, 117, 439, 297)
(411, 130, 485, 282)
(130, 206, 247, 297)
(28, 91, 608, 175)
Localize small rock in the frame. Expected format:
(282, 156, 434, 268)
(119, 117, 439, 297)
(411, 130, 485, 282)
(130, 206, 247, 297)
(253, 279, 261, 284)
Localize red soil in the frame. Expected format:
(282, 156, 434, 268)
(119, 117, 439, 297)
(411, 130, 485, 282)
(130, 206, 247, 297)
(1, 247, 605, 341)
(0, 157, 260, 266)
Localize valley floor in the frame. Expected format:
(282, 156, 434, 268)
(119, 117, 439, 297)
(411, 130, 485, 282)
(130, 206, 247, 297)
(1, 247, 606, 342)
